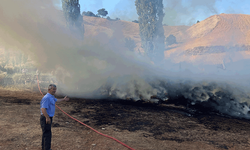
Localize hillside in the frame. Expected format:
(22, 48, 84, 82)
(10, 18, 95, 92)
(165, 14, 250, 64)
(82, 16, 189, 53)
(83, 14, 250, 65)
(2, 14, 250, 66)
(186, 14, 250, 46)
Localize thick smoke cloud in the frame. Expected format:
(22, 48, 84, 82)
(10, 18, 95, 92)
(1, 0, 250, 119)
(0, 0, 158, 98)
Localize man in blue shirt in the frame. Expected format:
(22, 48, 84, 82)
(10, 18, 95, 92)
(40, 84, 69, 150)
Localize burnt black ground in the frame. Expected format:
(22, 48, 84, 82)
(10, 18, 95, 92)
(56, 98, 250, 150)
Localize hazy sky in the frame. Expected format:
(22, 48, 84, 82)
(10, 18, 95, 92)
(54, 0, 250, 26)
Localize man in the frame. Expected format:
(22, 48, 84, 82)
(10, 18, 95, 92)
(40, 84, 69, 150)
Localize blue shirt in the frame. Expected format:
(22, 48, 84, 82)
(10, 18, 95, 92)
(40, 93, 58, 117)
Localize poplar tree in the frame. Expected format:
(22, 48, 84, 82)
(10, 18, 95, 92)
(135, 0, 165, 64)
(62, 0, 84, 38)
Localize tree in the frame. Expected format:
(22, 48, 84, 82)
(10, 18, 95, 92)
(125, 38, 137, 52)
(166, 34, 177, 45)
(62, 0, 84, 38)
(62, 0, 80, 26)
(82, 11, 97, 17)
(135, 0, 165, 64)
(97, 8, 108, 18)
(132, 20, 139, 23)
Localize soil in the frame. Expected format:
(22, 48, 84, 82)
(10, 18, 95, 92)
(1, 88, 250, 150)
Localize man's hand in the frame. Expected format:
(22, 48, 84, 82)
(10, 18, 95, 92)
(57, 96, 70, 102)
(46, 117, 51, 124)
(63, 96, 69, 101)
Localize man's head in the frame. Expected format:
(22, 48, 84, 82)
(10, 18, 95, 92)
(48, 84, 57, 95)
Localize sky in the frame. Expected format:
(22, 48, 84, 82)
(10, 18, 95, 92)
(54, 0, 250, 26)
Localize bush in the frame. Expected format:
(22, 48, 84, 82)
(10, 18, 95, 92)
(132, 20, 139, 23)
(107, 16, 111, 20)
(166, 34, 177, 45)
(82, 11, 98, 17)
(5, 66, 15, 74)
(106, 16, 120, 21)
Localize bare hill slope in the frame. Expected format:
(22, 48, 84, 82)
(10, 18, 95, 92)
(82, 16, 189, 53)
(186, 14, 250, 47)
(165, 14, 250, 64)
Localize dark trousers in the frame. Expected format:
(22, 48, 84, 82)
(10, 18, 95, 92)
(40, 115, 53, 150)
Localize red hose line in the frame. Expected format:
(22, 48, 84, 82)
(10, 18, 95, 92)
(36, 75, 135, 150)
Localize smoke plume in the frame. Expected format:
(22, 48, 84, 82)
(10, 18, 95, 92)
(1, 0, 250, 119)
(0, 0, 156, 98)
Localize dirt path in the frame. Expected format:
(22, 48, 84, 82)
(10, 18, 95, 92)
(1, 88, 250, 150)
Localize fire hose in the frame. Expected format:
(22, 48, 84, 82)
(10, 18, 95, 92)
(36, 75, 135, 150)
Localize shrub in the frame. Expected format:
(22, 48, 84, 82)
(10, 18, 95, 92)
(82, 11, 97, 17)
(5, 66, 15, 74)
(132, 20, 139, 23)
(166, 34, 177, 45)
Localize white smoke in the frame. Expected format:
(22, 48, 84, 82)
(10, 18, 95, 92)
(0, 0, 158, 98)
(1, 0, 250, 119)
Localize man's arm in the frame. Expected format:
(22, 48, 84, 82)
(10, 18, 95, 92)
(41, 108, 51, 124)
(57, 96, 69, 102)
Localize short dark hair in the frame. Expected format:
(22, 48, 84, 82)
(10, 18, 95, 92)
(48, 84, 56, 90)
